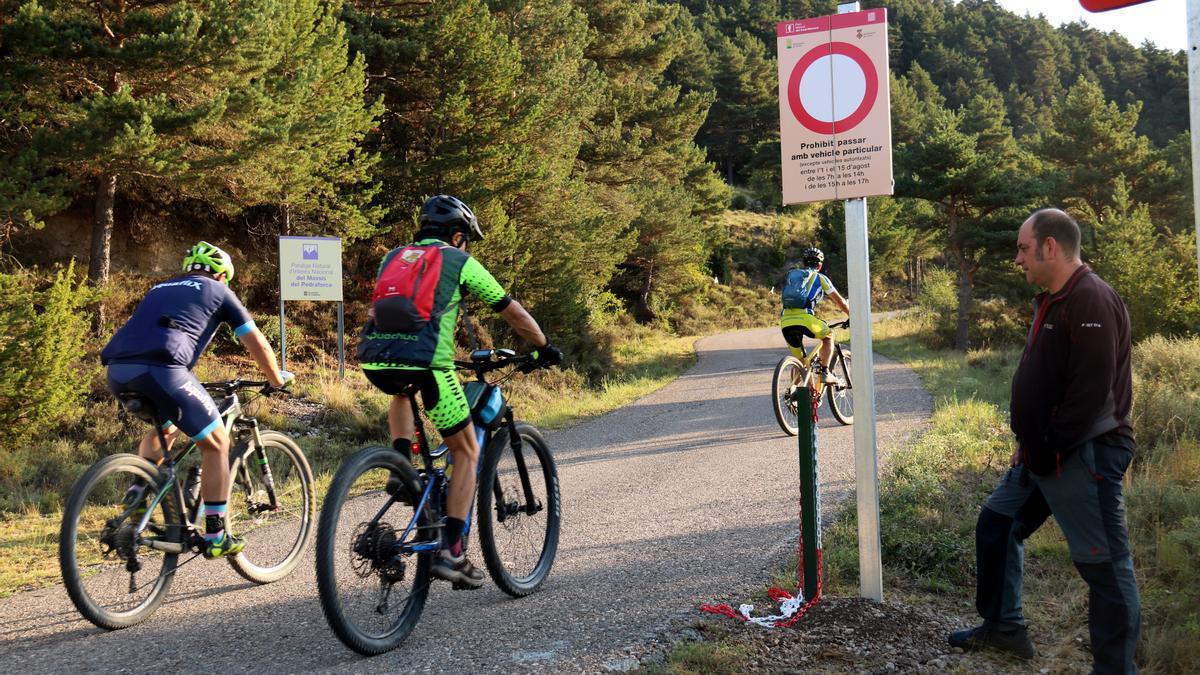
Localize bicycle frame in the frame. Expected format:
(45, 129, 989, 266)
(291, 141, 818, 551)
(384, 396, 496, 555)
(373, 355, 541, 558)
(789, 320, 850, 386)
(130, 383, 278, 555)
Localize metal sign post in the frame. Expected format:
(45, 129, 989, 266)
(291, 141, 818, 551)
(844, 195, 883, 602)
(278, 236, 346, 378)
(797, 385, 822, 602)
(1190, 0, 1200, 286)
(836, 0, 883, 607)
(775, 0, 888, 603)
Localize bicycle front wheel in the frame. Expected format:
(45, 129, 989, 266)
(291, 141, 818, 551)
(477, 423, 561, 597)
(316, 446, 432, 656)
(226, 431, 315, 584)
(827, 348, 854, 425)
(59, 454, 181, 629)
(772, 356, 806, 436)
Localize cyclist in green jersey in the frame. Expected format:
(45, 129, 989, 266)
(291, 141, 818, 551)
(357, 195, 562, 588)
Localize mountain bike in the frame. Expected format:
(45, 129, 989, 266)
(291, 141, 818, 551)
(59, 379, 314, 629)
(772, 319, 854, 434)
(316, 348, 561, 656)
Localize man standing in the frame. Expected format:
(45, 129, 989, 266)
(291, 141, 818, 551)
(949, 209, 1140, 674)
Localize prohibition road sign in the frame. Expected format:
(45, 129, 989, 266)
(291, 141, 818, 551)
(787, 41, 879, 135)
(776, 8, 892, 204)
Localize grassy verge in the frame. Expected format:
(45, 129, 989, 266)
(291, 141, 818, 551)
(665, 315, 1200, 674)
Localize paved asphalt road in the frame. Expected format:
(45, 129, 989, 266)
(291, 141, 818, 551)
(1, 325, 930, 673)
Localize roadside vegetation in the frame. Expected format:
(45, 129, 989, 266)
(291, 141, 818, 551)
(668, 312, 1200, 674)
(0, 210, 811, 597)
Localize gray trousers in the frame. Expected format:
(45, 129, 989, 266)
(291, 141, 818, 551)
(975, 438, 1141, 675)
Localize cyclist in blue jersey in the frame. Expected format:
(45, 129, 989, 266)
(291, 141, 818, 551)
(101, 242, 293, 559)
(779, 247, 850, 385)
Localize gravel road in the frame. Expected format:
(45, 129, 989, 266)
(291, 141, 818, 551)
(1, 325, 930, 673)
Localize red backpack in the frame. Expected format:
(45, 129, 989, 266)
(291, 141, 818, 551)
(371, 244, 444, 332)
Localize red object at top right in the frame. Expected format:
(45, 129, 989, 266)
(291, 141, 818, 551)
(1080, 0, 1158, 11)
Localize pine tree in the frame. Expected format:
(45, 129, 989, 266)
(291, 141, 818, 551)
(1092, 179, 1198, 337)
(896, 90, 1039, 350)
(573, 0, 728, 322)
(343, 0, 622, 343)
(695, 27, 776, 185)
(2, 0, 379, 321)
(1039, 77, 1165, 223)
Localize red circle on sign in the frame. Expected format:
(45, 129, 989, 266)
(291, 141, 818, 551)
(787, 41, 878, 135)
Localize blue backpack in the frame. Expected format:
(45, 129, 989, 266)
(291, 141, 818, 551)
(781, 268, 823, 310)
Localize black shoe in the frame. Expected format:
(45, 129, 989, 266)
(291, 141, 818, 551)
(431, 549, 485, 589)
(948, 623, 1036, 660)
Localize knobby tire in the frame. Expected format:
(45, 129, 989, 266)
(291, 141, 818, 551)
(477, 423, 561, 597)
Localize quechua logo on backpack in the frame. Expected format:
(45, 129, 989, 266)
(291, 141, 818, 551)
(371, 245, 444, 332)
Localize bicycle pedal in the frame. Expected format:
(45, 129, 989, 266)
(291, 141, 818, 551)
(451, 580, 482, 591)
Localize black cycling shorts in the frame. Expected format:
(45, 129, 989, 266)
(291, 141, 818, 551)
(363, 367, 471, 436)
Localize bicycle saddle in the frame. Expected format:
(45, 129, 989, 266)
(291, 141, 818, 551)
(116, 393, 159, 424)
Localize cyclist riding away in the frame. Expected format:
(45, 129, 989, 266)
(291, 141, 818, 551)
(101, 242, 293, 559)
(357, 194, 562, 589)
(779, 247, 851, 386)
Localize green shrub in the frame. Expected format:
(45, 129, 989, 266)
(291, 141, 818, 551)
(1131, 334, 1200, 452)
(916, 267, 957, 348)
(672, 277, 775, 337)
(1107, 336, 1200, 673)
(251, 315, 312, 361)
(969, 298, 1026, 349)
(0, 261, 97, 449)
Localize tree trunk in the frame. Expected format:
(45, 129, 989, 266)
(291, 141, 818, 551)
(945, 206, 972, 351)
(89, 172, 117, 327)
(635, 262, 656, 322)
(954, 255, 972, 352)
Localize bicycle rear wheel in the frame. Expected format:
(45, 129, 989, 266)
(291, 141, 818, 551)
(316, 446, 433, 656)
(226, 431, 315, 583)
(477, 423, 561, 597)
(772, 355, 806, 436)
(59, 454, 181, 629)
(826, 348, 854, 425)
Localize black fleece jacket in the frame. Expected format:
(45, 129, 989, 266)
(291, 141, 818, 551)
(1010, 265, 1134, 474)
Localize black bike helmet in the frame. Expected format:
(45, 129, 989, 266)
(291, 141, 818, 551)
(801, 247, 824, 268)
(418, 194, 483, 242)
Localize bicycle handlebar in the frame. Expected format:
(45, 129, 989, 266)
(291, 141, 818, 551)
(453, 348, 537, 375)
(828, 319, 850, 329)
(201, 378, 291, 397)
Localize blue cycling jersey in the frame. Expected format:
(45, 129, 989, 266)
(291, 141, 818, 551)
(101, 274, 255, 369)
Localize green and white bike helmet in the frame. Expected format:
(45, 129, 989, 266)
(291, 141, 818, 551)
(182, 241, 235, 284)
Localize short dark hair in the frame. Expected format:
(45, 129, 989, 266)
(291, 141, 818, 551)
(416, 225, 455, 243)
(1028, 208, 1080, 258)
